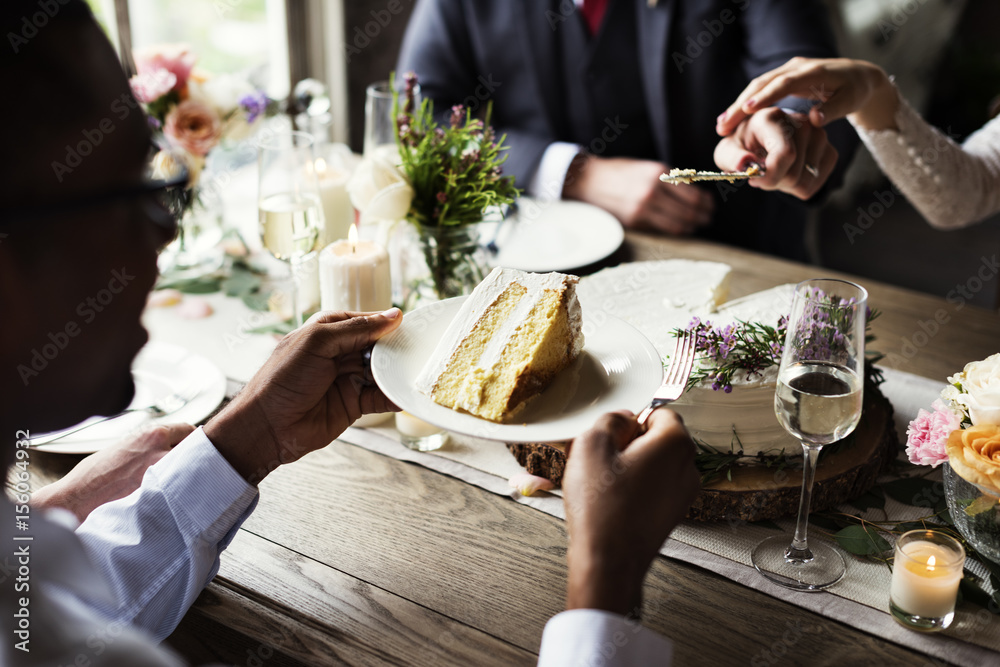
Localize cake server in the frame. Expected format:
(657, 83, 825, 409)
(637, 332, 697, 427)
(659, 165, 763, 185)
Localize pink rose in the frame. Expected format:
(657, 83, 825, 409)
(134, 44, 196, 93)
(129, 68, 177, 104)
(163, 100, 222, 157)
(906, 399, 961, 467)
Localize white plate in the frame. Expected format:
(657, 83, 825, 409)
(371, 297, 663, 443)
(31, 342, 227, 454)
(482, 198, 624, 272)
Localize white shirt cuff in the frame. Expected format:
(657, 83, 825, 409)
(538, 609, 673, 667)
(147, 426, 258, 544)
(528, 142, 583, 201)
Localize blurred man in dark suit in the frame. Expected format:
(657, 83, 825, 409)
(399, 0, 858, 259)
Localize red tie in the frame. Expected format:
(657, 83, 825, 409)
(581, 0, 610, 36)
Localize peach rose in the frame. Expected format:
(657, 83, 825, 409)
(163, 100, 222, 157)
(946, 424, 1000, 493)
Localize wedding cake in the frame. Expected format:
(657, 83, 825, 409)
(575, 260, 798, 457)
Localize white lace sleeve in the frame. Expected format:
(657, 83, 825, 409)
(851, 91, 1000, 229)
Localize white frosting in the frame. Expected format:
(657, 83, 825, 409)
(579, 261, 799, 457)
(577, 260, 731, 354)
(415, 267, 583, 399)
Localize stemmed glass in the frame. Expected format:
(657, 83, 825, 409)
(752, 278, 868, 590)
(257, 130, 324, 328)
(363, 80, 420, 159)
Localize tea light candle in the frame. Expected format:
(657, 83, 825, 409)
(890, 530, 965, 631)
(319, 223, 392, 312)
(395, 411, 443, 438)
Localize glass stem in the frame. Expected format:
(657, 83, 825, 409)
(290, 257, 302, 329)
(788, 442, 822, 561)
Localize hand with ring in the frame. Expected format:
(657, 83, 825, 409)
(713, 107, 837, 200)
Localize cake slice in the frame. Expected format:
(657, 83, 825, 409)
(415, 267, 584, 422)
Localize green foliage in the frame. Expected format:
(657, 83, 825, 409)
(392, 72, 520, 228)
(835, 524, 891, 557)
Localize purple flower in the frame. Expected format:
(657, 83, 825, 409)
(239, 91, 269, 123)
(436, 191, 448, 204)
(450, 104, 465, 129)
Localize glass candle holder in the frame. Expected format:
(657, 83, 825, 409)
(890, 530, 965, 632)
(395, 411, 447, 452)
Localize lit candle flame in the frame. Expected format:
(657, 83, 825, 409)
(315, 157, 327, 177)
(927, 555, 936, 570)
(348, 222, 358, 254)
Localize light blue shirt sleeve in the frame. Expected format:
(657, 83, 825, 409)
(74, 427, 259, 641)
(538, 609, 673, 666)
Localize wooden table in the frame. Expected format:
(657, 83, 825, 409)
(31, 232, 1000, 665)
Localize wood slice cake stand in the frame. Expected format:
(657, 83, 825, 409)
(507, 383, 899, 522)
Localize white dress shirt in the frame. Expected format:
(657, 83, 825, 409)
(1, 427, 672, 665)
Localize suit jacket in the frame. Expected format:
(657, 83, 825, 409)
(397, 0, 859, 259)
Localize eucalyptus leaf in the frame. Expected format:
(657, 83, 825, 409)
(222, 269, 261, 298)
(809, 513, 848, 532)
(242, 291, 272, 312)
(156, 276, 222, 294)
(834, 525, 891, 557)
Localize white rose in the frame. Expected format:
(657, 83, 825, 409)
(189, 73, 254, 116)
(955, 353, 1000, 426)
(151, 150, 183, 181)
(346, 154, 414, 223)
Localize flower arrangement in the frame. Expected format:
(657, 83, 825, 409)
(392, 72, 519, 228)
(906, 353, 1000, 491)
(347, 72, 519, 304)
(130, 44, 273, 211)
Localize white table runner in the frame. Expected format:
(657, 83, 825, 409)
(338, 367, 1000, 665)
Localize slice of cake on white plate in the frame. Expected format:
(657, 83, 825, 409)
(415, 267, 584, 423)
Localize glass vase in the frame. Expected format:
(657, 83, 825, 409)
(944, 462, 1000, 564)
(158, 194, 224, 278)
(402, 222, 490, 310)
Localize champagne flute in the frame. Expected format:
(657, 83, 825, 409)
(257, 130, 324, 328)
(752, 278, 867, 590)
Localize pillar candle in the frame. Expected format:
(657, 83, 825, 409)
(319, 225, 392, 312)
(314, 157, 354, 249)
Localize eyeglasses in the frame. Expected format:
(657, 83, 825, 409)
(2, 144, 190, 237)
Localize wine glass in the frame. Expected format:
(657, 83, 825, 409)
(257, 130, 324, 328)
(752, 278, 868, 590)
(362, 80, 419, 160)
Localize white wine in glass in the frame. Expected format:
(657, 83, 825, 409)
(259, 192, 322, 261)
(752, 278, 868, 591)
(257, 130, 324, 328)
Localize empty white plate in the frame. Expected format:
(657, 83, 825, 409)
(482, 198, 624, 273)
(30, 341, 227, 454)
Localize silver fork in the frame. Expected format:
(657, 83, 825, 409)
(637, 332, 697, 427)
(30, 383, 204, 446)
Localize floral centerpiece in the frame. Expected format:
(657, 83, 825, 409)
(906, 353, 1000, 561)
(347, 73, 519, 306)
(130, 44, 272, 267)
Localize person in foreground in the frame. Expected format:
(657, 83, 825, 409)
(0, 3, 698, 665)
(715, 57, 1000, 228)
